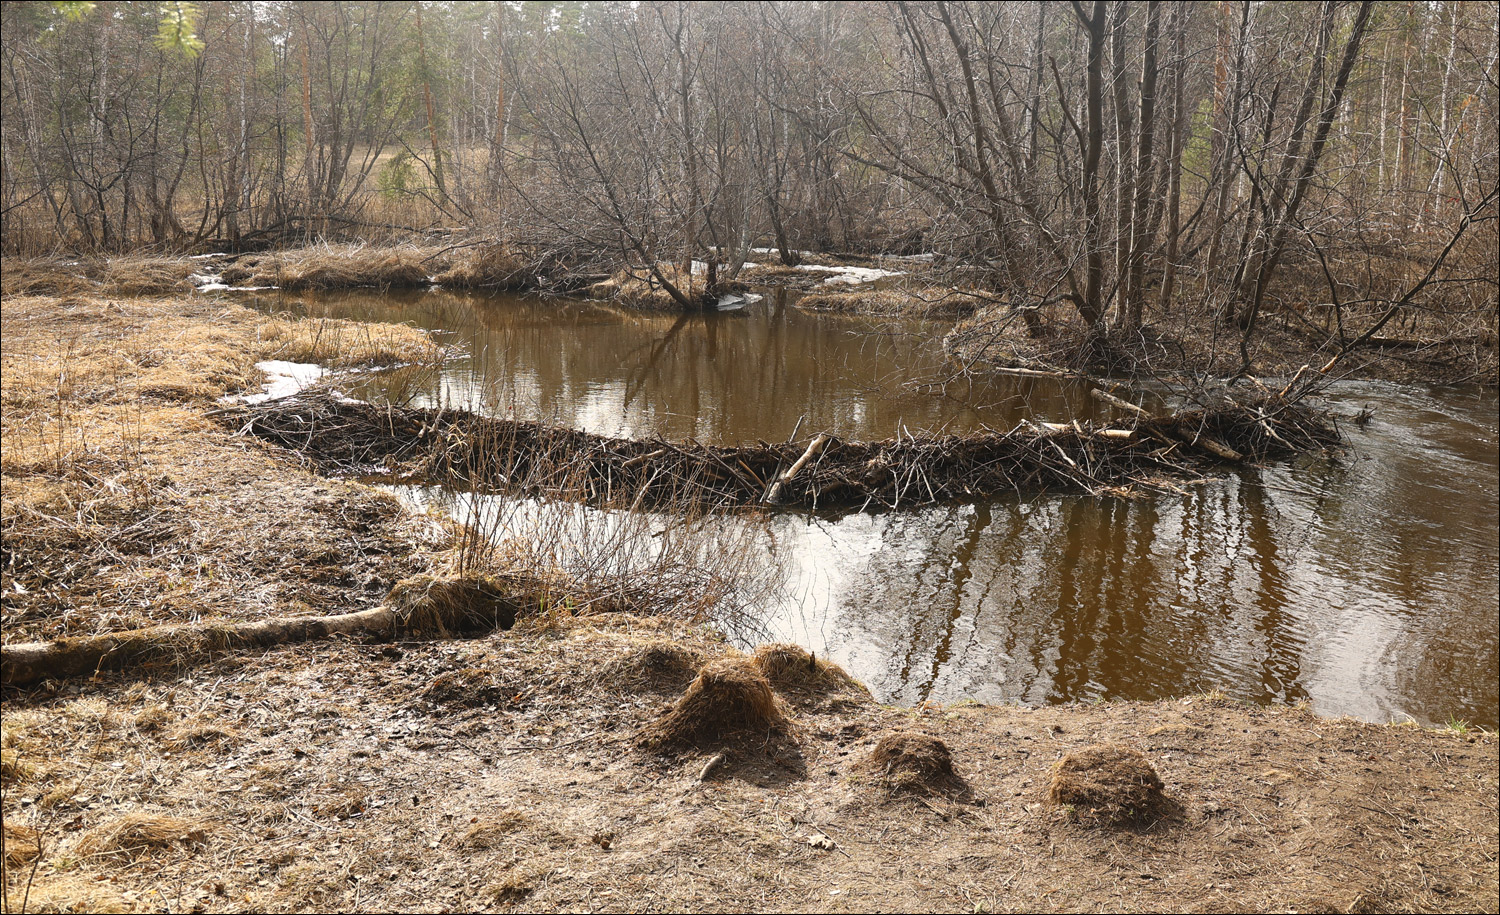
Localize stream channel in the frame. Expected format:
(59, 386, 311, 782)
(247, 287, 1499, 729)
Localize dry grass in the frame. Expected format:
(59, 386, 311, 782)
(384, 573, 525, 636)
(751, 643, 867, 697)
(255, 316, 439, 368)
(1047, 743, 1171, 825)
(2, 821, 42, 868)
(432, 244, 542, 290)
(75, 813, 208, 856)
(797, 285, 981, 317)
(247, 243, 432, 289)
(0, 292, 450, 644)
(600, 639, 706, 692)
(853, 731, 967, 797)
(0, 255, 196, 298)
(639, 658, 787, 749)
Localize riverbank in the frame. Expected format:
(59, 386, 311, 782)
(2, 291, 1497, 913)
(5, 245, 1493, 386)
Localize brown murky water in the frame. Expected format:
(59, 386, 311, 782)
(251, 288, 1499, 728)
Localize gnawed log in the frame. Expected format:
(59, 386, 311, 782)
(765, 433, 830, 503)
(2, 574, 521, 688)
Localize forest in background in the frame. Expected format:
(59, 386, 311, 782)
(2, 1, 1496, 365)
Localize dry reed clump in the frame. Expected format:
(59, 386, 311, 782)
(76, 813, 208, 856)
(432, 245, 541, 290)
(751, 643, 867, 697)
(0, 258, 97, 296)
(797, 286, 979, 317)
(3, 821, 42, 868)
(600, 640, 706, 692)
(421, 666, 507, 709)
(256, 316, 440, 368)
(1047, 743, 1170, 826)
(248, 245, 431, 290)
(384, 574, 522, 636)
(94, 256, 197, 296)
(639, 658, 787, 749)
(854, 732, 967, 797)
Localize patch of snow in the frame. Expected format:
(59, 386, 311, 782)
(794, 264, 905, 285)
(188, 252, 228, 259)
(235, 360, 325, 405)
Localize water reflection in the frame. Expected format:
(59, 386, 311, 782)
(251, 287, 1112, 442)
(248, 289, 1498, 728)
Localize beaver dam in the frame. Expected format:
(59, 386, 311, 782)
(227, 387, 1338, 511)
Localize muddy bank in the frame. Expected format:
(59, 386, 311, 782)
(229, 388, 1337, 511)
(3, 618, 1495, 914)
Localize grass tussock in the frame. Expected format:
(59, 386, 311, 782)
(751, 643, 867, 696)
(854, 731, 967, 797)
(600, 639, 706, 692)
(384, 573, 524, 636)
(1047, 743, 1170, 826)
(76, 813, 209, 856)
(248, 244, 431, 290)
(639, 658, 786, 749)
(2, 821, 42, 868)
(797, 285, 980, 317)
(256, 316, 439, 368)
(433, 245, 542, 290)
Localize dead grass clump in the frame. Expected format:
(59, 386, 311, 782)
(1047, 743, 1169, 825)
(751, 643, 867, 696)
(3, 821, 42, 867)
(0, 747, 35, 783)
(432, 245, 540, 290)
(797, 286, 978, 317)
(854, 732, 967, 796)
(95, 256, 197, 296)
(600, 640, 705, 692)
(639, 658, 786, 749)
(385, 574, 521, 636)
(77, 813, 208, 856)
(164, 721, 238, 751)
(422, 666, 507, 709)
(256, 316, 439, 368)
(249, 246, 431, 290)
(0, 259, 96, 296)
(459, 811, 532, 849)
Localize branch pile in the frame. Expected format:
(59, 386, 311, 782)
(225, 389, 1338, 512)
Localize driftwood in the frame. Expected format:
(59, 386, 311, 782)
(222, 389, 1337, 513)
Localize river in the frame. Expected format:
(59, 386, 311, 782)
(248, 287, 1500, 729)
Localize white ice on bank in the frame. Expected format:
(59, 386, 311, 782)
(236, 360, 326, 404)
(716, 292, 765, 311)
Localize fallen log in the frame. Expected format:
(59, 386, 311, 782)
(1, 574, 522, 689)
(223, 389, 1337, 512)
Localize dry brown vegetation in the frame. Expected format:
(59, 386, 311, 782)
(796, 285, 983, 318)
(245, 244, 433, 290)
(1047, 742, 1173, 826)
